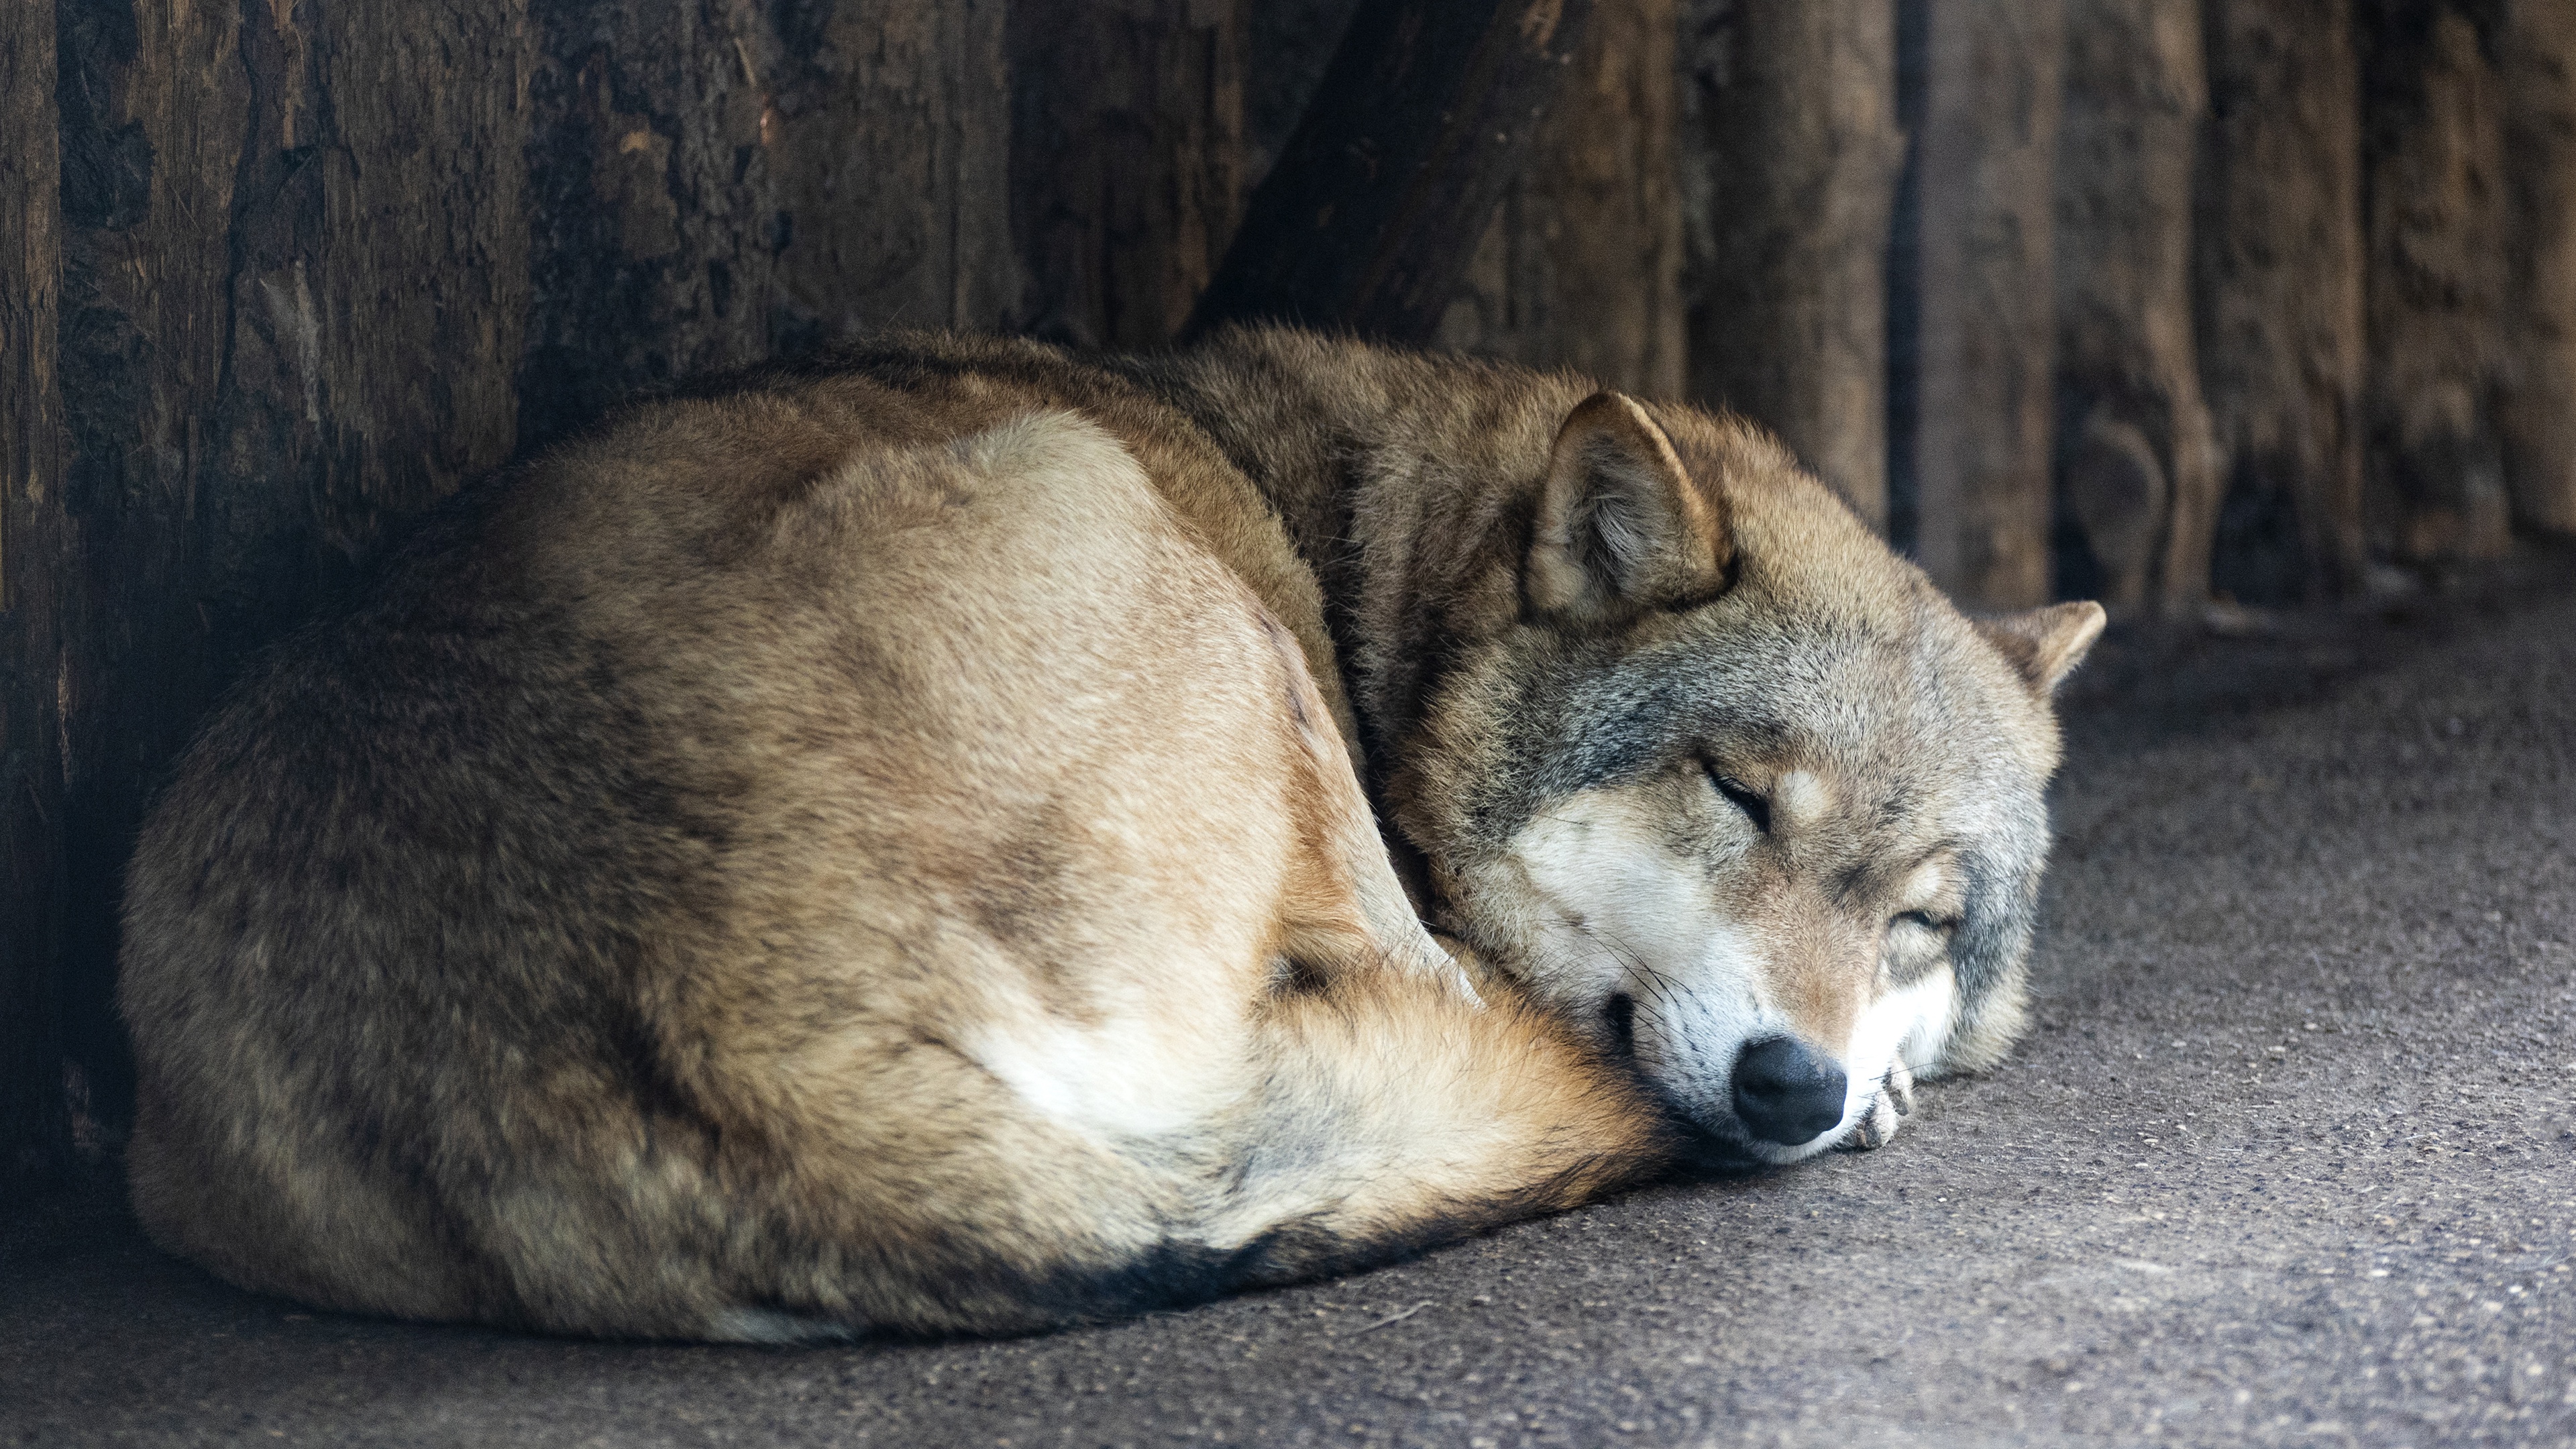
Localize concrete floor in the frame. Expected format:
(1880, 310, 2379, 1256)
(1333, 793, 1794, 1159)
(5, 572, 2573, 1448)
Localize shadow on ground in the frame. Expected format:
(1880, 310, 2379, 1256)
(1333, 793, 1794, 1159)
(6, 566, 2573, 1449)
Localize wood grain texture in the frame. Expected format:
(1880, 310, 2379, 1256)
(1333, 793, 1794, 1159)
(1012, 0, 1248, 349)
(1189, 0, 1597, 341)
(2053, 0, 2220, 612)
(2500, 0, 2576, 537)
(1904, 0, 2064, 609)
(49, 0, 535, 1124)
(2196, 0, 2371, 603)
(1441, 0, 1686, 398)
(1684, 0, 1904, 527)
(51, 0, 254, 1126)
(519, 0, 1016, 451)
(1244, 0, 1362, 187)
(2363, 1, 2514, 564)
(3, 0, 68, 1190)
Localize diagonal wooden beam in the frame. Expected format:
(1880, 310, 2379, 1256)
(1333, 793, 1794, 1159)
(1186, 0, 1595, 343)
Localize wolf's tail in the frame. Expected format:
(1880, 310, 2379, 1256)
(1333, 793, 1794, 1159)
(1191, 968, 1676, 1288)
(700, 967, 1674, 1345)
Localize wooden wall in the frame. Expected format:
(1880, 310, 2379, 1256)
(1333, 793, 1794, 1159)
(17, 0, 1034, 1185)
(5, 0, 2573, 1193)
(2198, 0, 2371, 604)
(5, 0, 69, 1183)
(1682, 1, 1904, 528)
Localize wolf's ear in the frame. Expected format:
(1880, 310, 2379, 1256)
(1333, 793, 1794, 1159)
(1976, 601, 2107, 697)
(1527, 392, 1733, 620)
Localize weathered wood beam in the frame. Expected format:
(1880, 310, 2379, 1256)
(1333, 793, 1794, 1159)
(2501, 0, 2576, 537)
(2054, 0, 2221, 613)
(1685, 0, 1904, 529)
(1446, 0, 1686, 397)
(48, 0, 539, 1126)
(519, 0, 1017, 451)
(2, 0, 68, 1193)
(1185, 0, 1595, 343)
(2196, 0, 2371, 603)
(1904, 0, 2065, 609)
(2362, 0, 2513, 563)
(1009, 0, 1249, 350)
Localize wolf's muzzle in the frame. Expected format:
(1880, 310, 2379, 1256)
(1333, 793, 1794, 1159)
(1730, 1036, 1847, 1145)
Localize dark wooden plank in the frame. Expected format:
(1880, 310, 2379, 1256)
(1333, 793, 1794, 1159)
(1684, 0, 1904, 527)
(2196, 0, 2371, 604)
(2053, 0, 2221, 612)
(2362, 0, 2514, 564)
(519, 0, 1017, 451)
(1010, 0, 1249, 349)
(52, 0, 535, 1126)
(763, 0, 1016, 343)
(2502, 0, 2576, 537)
(519, 0, 790, 450)
(1443, 0, 1686, 397)
(1244, 0, 1362, 186)
(1885, 0, 1930, 554)
(1186, 0, 1596, 342)
(1906, 0, 2064, 608)
(51, 0, 252, 1129)
(2, 0, 68, 1194)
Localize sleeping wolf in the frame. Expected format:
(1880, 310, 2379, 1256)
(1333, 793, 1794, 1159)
(119, 328, 2102, 1340)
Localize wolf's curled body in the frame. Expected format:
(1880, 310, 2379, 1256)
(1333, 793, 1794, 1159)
(120, 329, 2101, 1340)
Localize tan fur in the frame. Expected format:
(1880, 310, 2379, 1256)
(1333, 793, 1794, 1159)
(120, 329, 2092, 1340)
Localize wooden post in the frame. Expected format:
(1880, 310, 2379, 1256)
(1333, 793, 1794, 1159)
(49, 0, 256, 1126)
(2195, 0, 2370, 603)
(2500, 0, 2576, 537)
(2362, 1, 2513, 563)
(1441, 0, 1687, 397)
(1904, 0, 2065, 609)
(2, 0, 68, 1191)
(1684, 0, 1905, 528)
(762, 3, 1018, 350)
(34, 0, 1034, 1152)
(1187, 0, 1597, 342)
(2053, 0, 2221, 613)
(519, 0, 1018, 451)
(1010, 0, 1249, 349)
(50, 0, 539, 1124)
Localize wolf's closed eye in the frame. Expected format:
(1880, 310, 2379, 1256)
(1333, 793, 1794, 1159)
(1702, 764, 1770, 832)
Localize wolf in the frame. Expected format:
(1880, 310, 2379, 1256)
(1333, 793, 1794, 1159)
(118, 328, 2101, 1340)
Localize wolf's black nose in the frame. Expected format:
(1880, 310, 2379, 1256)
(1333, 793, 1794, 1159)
(1731, 1036, 1849, 1145)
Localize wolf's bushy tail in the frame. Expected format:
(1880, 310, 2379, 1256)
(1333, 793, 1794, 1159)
(1189, 969, 1674, 1290)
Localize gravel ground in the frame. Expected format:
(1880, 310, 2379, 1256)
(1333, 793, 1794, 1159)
(5, 571, 2573, 1449)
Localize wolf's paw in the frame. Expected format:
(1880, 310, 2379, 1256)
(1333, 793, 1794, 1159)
(1837, 1057, 1916, 1152)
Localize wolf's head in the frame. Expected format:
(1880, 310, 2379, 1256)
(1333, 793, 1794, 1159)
(1397, 392, 2101, 1167)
